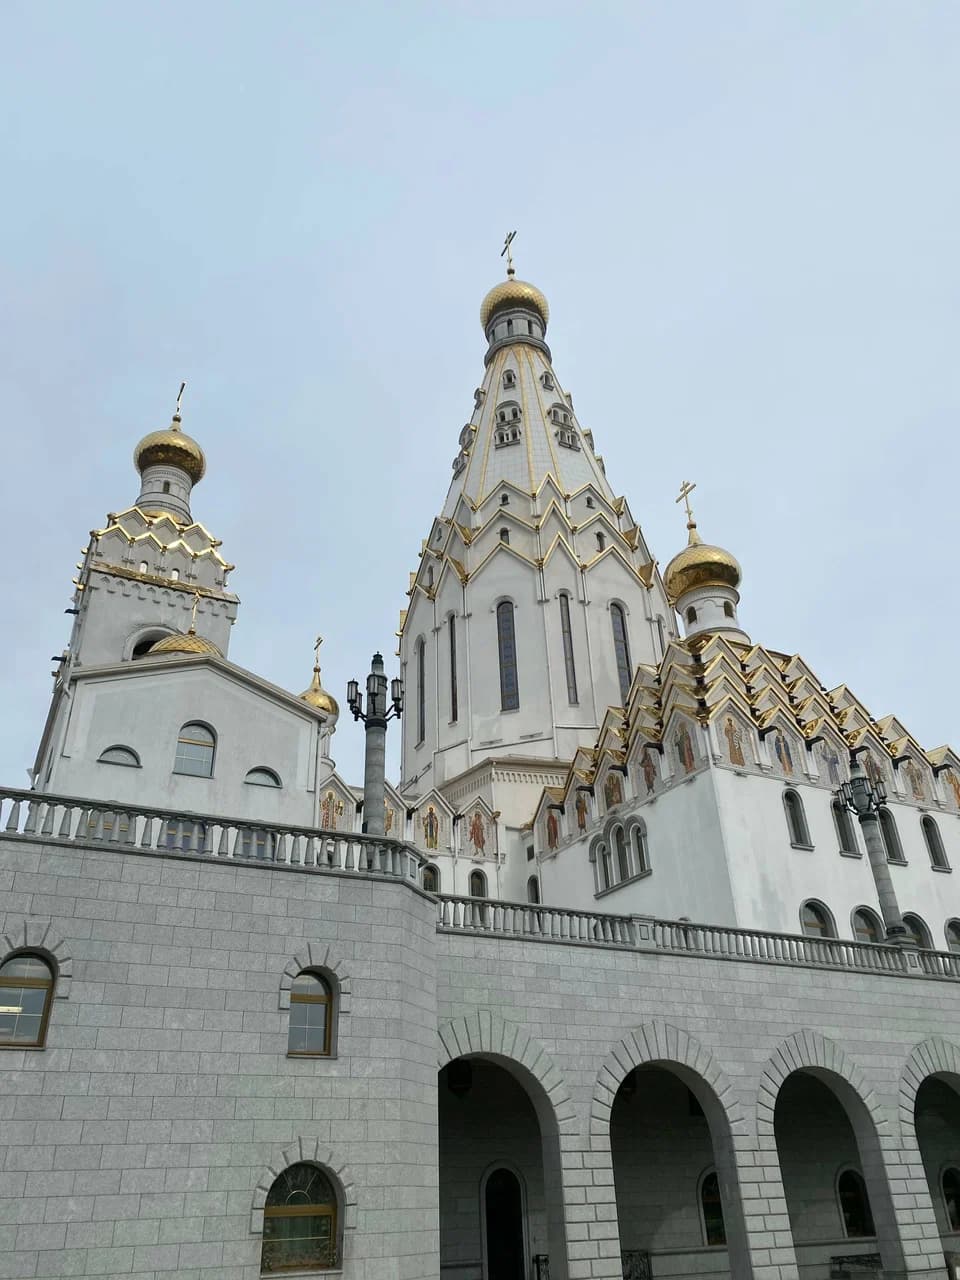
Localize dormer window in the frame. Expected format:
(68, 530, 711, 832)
(556, 427, 580, 450)
(502, 370, 516, 389)
(494, 403, 523, 448)
(540, 372, 554, 391)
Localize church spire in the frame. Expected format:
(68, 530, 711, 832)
(133, 383, 206, 523)
(663, 481, 748, 642)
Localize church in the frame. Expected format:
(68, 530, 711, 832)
(2, 257, 960, 1280)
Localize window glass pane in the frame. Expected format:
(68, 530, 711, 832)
(99, 746, 139, 766)
(0, 957, 51, 1046)
(946, 923, 960, 954)
(559, 595, 578, 704)
(853, 911, 881, 944)
(701, 1172, 726, 1246)
(802, 904, 829, 937)
(497, 603, 519, 711)
(449, 618, 458, 723)
(611, 604, 631, 704)
(289, 1001, 328, 1054)
(838, 1170, 875, 1237)
(0, 955, 51, 981)
(943, 1168, 960, 1231)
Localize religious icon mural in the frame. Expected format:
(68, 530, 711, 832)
(420, 805, 440, 851)
(945, 769, 960, 810)
(468, 809, 486, 856)
(546, 810, 559, 851)
(722, 716, 746, 768)
(773, 728, 794, 776)
(674, 723, 696, 775)
(383, 803, 395, 836)
(862, 751, 883, 788)
(640, 746, 658, 795)
(604, 772, 623, 809)
(320, 790, 344, 830)
(575, 789, 589, 831)
(903, 760, 926, 802)
(818, 740, 843, 787)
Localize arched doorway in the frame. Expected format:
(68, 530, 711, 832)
(609, 1063, 750, 1276)
(439, 1056, 565, 1280)
(915, 1076, 960, 1253)
(483, 1165, 527, 1280)
(774, 1070, 902, 1276)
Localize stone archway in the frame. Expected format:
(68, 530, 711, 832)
(900, 1038, 960, 1266)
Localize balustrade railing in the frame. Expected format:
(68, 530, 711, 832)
(436, 894, 960, 983)
(0, 787, 422, 881)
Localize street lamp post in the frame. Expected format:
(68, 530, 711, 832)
(347, 652, 403, 837)
(837, 755, 908, 943)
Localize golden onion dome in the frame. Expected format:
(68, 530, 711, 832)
(134, 414, 206, 484)
(663, 528, 742, 603)
(148, 628, 222, 657)
(480, 273, 549, 331)
(300, 665, 339, 719)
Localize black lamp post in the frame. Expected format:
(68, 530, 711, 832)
(837, 756, 907, 942)
(347, 652, 403, 837)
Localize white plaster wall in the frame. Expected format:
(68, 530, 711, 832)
(47, 664, 325, 828)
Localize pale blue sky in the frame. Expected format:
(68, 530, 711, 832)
(2, 1, 957, 788)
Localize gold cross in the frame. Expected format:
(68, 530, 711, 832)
(501, 230, 517, 274)
(314, 635, 323, 667)
(675, 479, 697, 526)
(175, 381, 186, 418)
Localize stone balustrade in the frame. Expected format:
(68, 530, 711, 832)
(0, 786, 422, 881)
(436, 893, 960, 982)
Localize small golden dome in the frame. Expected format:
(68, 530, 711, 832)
(480, 275, 549, 330)
(148, 628, 222, 657)
(135, 414, 206, 484)
(663, 529, 742, 603)
(300, 666, 339, 718)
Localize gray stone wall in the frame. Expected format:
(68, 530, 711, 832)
(0, 838, 439, 1280)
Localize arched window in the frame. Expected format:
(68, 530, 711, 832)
(499, 527, 510, 544)
(503, 369, 516, 389)
(422, 864, 440, 894)
(162, 480, 171, 494)
(942, 1167, 960, 1232)
(879, 807, 905, 863)
(500, 493, 509, 505)
(631, 822, 649, 875)
(837, 1168, 875, 1238)
(599, 844, 613, 892)
(614, 826, 629, 882)
(686, 606, 697, 625)
(698, 1169, 726, 1246)
(469, 870, 487, 898)
(139, 560, 149, 574)
(245, 767, 281, 787)
(425, 565, 434, 589)
(416, 638, 426, 745)
(832, 800, 858, 855)
(527, 876, 540, 904)
(585, 495, 595, 508)
(610, 603, 632, 705)
(783, 790, 812, 847)
(655, 616, 667, 659)
(497, 601, 519, 711)
(449, 616, 458, 723)
(852, 907, 883, 944)
(287, 972, 333, 1056)
(262, 1163, 339, 1271)
(97, 745, 141, 768)
(946, 920, 960, 953)
(801, 901, 835, 939)
(922, 815, 949, 870)
(558, 594, 578, 704)
(903, 912, 933, 949)
(131, 630, 170, 659)
(170, 568, 180, 581)
(722, 602, 734, 619)
(0, 953, 55, 1048)
(173, 722, 215, 777)
(596, 532, 605, 551)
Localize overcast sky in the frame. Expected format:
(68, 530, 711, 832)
(1, 1, 956, 790)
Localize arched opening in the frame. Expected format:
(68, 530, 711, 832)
(784, 789, 812, 847)
(922, 815, 950, 870)
(914, 1076, 960, 1251)
(439, 1056, 566, 1280)
(261, 1162, 341, 1272)
(852, 907, 883, 945)
(422, 864, 440, 894)
(903, 912, 933, 949)
(833, 801, 859, 855)
(610, 1063, 751, 1276)
(0, 953, 55, 1047)
(879, 807, 905, 862)
(526, 876, 540, 904)
(774, 1069, 903, 1276)
(800, 900, 836, 939)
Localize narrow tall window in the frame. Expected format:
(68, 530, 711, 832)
(942, 1167, 960, 1231)
(288, 972, 332, 1056)
(784, 790, 811, 847)
(879, 807, 905, 863)
(632, 822, 649, 874)
(837, 1169, 875, 1238)
(497, 601, 519, 711)
(832, 800, 858, 855)
(596, 532, 605, 551)
(610, 603, 631, 704)
(655, 616, 667, 659)
(449, 616, 458, 723)
(614, 826, 629, 882)
(469, 870, 487, 898)
(559, 594, 578, 704)
(173, 722, 215, 777)
(262, 1164, 339, 1272)
(922, 815, 949, 869)
(0, 954, 55, 1048)
(699, 1170, 727, 1246)
(527, 876, 540, 904)
(946, 921, 960, 953)
(686, 606, 697, 625)
(422, 865, 440, 894)
(416, 638, 425, 745)
(500, 527, 510, 544)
